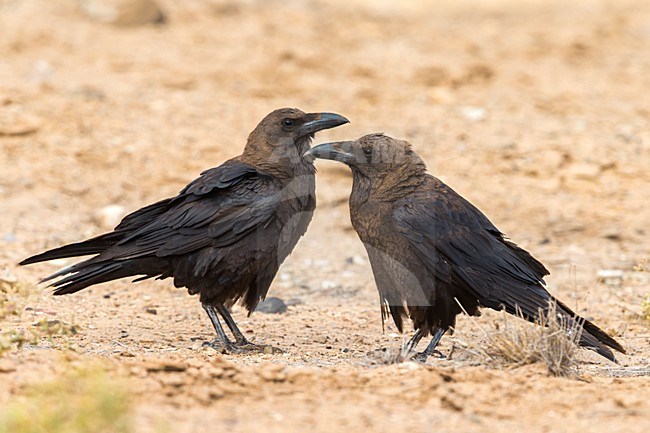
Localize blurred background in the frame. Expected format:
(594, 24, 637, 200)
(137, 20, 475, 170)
(0, 1, 649, 432)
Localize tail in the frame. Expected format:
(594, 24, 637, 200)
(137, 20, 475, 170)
(38, 256, 166, 295)
(20, 197, 173, 266)
(554, 298, 625, 363)
(44, 261, 135, 295)
(19, 232, 124, 266)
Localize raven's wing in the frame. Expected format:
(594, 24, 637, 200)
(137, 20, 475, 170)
(33, 160, 281, 292)
(393, 177, 623, 360)
(393, 179, 551, 317)
(95, 159, 277, 261)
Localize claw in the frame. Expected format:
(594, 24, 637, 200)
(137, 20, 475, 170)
(235, 341, 284, 354)
(202, 339, 244, 354)
(410, 349, 445, 364)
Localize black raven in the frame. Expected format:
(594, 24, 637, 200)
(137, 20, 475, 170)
(21, 108, 349, 353)
(307, 133, 625, 362)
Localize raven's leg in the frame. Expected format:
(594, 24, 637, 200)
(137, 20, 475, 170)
(403, 328, 425, 354)
(215, 305, 284, 354)
(202, 304, 241, 354)
(409, 328, 447, 363)
(216, 305, 250, 344)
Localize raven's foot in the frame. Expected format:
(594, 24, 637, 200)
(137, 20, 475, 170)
(410, 349, 445, 364)
(202, 339, 244, 354)
(234, 341, 284, 354)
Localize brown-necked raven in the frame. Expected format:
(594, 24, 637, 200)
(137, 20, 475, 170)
(307, 133, 624, 362)
(21, 108, 349, 353)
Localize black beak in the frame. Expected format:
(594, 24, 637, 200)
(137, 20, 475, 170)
(305, 141, 357, 165)
(297, 112, 349, 137)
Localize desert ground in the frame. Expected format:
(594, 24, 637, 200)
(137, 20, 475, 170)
(1, 0, 649, 431)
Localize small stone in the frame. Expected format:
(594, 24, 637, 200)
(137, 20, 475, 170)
(597, 269, 624, 287)
(459, 106, 487, 122)
(145, 308, 157, 315)
(345, 255, 366, 265)
(94, 205, 126, 229)
(78, 0, 166, 26)
(0, 268, 18, 284)
(119, 330, 129, 338)
(566, 162, 601, 180)
(256, 297, 287, 314)
(285, 298, 303, 306)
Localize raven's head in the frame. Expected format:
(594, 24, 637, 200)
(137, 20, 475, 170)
(245, 108, 349, 169)
(307, 133, 426, 178)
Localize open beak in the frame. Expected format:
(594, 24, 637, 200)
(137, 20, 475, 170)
(305, 141, 357, 165)
(297, 112, 349, 137)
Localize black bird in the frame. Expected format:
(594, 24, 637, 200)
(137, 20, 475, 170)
(21, 108, 349, 353)
(307, 133, 625, 362)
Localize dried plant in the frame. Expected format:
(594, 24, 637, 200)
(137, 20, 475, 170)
(481, 301, 583, 377)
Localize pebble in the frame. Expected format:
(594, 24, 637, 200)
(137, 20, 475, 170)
(345, 255, 366, 265)
(256, 297, 288, 314)
(0, 268, 17, 284)
(597, 269, 624, 287)
(566, 162, 601, 180)
(321, 280, 338, 290)
(78, 0, 166, 26)
(459, 106, 487, 122)
(94, 205, 126, 229)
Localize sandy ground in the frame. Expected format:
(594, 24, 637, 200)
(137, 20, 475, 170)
(1, 0, 650, 431)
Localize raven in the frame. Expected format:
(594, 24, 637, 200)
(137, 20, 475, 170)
(21, 108, 349, 353)
(307, 133, 625, 362)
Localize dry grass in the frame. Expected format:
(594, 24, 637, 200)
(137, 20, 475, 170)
(1, 277, 77, 356)
(0, 366, 133, 433)
(479, 302, 583, 377)
(642, 296, 650, 322)
(0, 278, 30, 320)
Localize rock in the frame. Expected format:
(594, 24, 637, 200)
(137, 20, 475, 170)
(285, 298, 303, 306)
(94, 204, 126, 229)
(0, 112, 41, 137)
(566, 162, 601, 180)
(345, 255, 366, 265)
(78, 0, 166, 26)
(0, 268, 17, 285)
(459, 106, 487, 122)
(597, 269, 624, 287)
(256, 297, 288, 314)
(31, 60, 54, 86)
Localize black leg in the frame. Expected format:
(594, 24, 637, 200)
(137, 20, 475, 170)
(207, 304, 283, 354)
(216, 305, 250, 344)
(421, 328, 446, 358)
(407, 328, 447, 363)
(404, 328, 425, 353)
(202, 304, 240, 353)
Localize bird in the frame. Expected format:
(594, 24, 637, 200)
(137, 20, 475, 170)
(306, 133, 625, 363)
(20, 108, 349, 354)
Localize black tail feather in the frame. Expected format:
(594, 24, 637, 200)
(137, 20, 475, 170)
(19, 232, 124, 266)
(48, 262, 130, 296)
(554, 298, 625, 362)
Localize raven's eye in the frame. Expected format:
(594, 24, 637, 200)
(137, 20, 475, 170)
(363, 147, 373, 157)
(282, 119, 294, 127)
